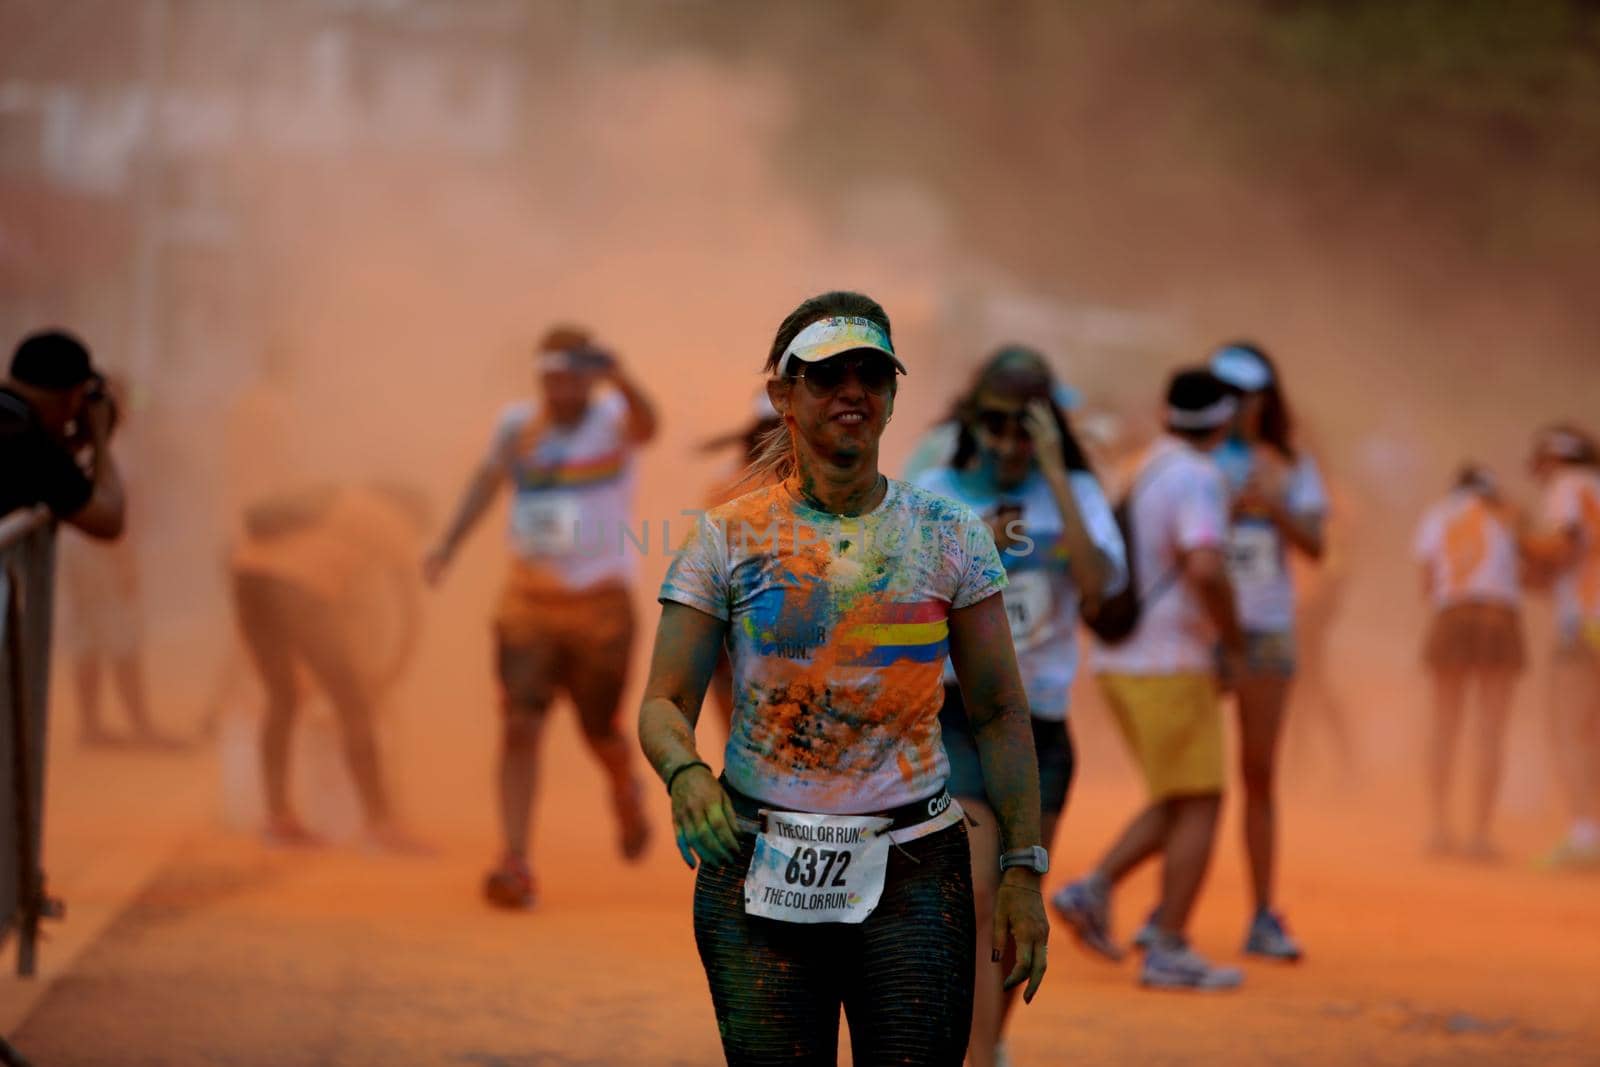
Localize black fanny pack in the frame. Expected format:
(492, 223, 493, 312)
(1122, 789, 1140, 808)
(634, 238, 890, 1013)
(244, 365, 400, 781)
(720, 775, 954, 834)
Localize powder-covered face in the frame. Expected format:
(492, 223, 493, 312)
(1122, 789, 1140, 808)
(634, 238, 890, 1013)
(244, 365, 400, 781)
(770, 352, 897, 467)
(970, 388, 1038, 491)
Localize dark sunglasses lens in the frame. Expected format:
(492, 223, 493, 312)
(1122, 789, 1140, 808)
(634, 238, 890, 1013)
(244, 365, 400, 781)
(803, 356, 895, 394)
(978, 410, 1021, 436)
(854, 361, 895, 393)
(803, 360, 848, 392)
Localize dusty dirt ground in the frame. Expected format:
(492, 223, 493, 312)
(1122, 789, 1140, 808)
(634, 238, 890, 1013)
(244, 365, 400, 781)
(3, 673, 1598, 1067)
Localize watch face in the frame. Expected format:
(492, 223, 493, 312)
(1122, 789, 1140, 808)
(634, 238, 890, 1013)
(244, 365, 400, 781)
(1003, 846, 1049, 874)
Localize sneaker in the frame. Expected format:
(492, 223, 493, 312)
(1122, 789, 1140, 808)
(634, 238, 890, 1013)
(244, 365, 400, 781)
(1131, 909, 1160, 951)
(483, 854, 536, 910)
(1141, 939, 1244, 991)
(1243, 907, 1303, 962)
(1536, 839, 1600, 871)
(1050, 877, 1125, 962)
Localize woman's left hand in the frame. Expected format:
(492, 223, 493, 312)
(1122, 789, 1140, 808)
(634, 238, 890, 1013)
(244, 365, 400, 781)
(995, 872, 1050, 1003)
(1022, 400, 1066, 477)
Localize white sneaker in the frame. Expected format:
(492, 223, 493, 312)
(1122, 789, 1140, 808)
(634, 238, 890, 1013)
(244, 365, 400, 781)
(1140, 939, 1244, 991)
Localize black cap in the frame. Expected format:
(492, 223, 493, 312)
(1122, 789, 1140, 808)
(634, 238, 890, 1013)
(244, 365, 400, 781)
(10, 329, 95, 391)
(1165, 367, 1237, 431)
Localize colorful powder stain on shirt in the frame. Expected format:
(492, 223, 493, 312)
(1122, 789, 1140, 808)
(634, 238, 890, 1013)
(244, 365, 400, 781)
(662, 479, 1006, 813)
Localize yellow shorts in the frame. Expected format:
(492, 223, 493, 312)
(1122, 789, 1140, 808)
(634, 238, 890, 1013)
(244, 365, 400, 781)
(1099, 672, 1224, 800)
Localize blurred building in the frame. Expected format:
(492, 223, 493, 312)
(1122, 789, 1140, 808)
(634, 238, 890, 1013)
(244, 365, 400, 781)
(1, 0, 534, 398)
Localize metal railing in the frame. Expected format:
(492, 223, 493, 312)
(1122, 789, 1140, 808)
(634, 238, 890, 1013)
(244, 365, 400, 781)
(0, 506, 60, 978)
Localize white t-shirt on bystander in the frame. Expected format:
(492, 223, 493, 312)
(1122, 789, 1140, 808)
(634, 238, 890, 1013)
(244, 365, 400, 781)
(1093, 435, 1230, 676)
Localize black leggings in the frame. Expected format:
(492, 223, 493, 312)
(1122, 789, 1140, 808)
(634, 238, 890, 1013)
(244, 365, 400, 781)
(693, 820, 975, 1066)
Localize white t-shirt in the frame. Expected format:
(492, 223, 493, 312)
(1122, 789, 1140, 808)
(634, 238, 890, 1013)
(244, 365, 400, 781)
(660, 479, 1007, 813)
(1093, 436, 1231, 676)
(1213, 438, 1328, 633)
(1412, 489, 1521, 610)
(1541, 466, 1600, 630)
(913, 465, 1127, 720)
(489, 391, 638, 591)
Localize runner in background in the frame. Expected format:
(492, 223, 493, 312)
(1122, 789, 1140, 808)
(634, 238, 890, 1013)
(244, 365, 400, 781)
(1522, 424, 1600, 870)
(425, 327, 657, 909)
(228, 482, 430, 850)
(1207, 341, 1326, 962)
(55, 373, 180, 748)
(912, 346, 1124, 1066)
(640, 291, 1048, 1064)
(903, 379, 1083, 483)
(1053, 367, 1245, 991)
(695, 392, 782, 738)
(1413, 464, 1525, 859)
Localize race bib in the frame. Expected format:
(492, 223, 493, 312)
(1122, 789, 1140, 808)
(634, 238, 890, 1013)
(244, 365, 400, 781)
(1227, 522, 1282, 589)
(512, 493, 582, 555)
(743, 810, 894, 925)
(1003, 569, 1055, 651)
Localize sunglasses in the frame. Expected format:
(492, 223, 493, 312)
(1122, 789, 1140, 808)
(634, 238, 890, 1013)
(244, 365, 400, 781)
(792, 354, 898, 397)
(975, 408, 1030, 437)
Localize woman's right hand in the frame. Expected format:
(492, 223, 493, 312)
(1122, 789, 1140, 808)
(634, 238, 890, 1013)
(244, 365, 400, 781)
(670, 765, 742, 869)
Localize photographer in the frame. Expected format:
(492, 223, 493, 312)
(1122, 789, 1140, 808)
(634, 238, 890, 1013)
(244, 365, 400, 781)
(1, 329, 125, 539)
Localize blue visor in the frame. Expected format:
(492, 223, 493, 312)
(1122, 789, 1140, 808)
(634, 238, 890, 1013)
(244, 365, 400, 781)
(1209, 346, 1272, 392)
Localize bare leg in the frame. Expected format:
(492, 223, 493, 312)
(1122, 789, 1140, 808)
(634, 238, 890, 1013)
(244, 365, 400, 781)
(1467, 667, 1516, 852)
(962, 796, 1004, 1067)
(74, 656, 111, 744)
(1156, 794, 1224, 936)
(111, 652, 159, 738)
(569, 612, 648, 861)
(1427, 667, 1468, 850)
(1549, 652, 1600, 835)
(232, 576, 302, 824)
(500, 712, 547, 861)
(1237, 672, 1292, 911)
(1096, 802, 1171, 885)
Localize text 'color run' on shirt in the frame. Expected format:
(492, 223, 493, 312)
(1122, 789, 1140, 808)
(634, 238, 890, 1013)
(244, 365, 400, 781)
(488, 391, 638, 592)
(660, 479, 1008, 813)
(913, 464, 1127, 720)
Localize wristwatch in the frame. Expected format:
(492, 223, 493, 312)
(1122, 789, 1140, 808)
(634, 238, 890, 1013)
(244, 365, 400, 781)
(999, 845, 1049, 875)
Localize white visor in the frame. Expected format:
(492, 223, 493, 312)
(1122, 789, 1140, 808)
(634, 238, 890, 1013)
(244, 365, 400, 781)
(540, 348, 583, 373)
(775, 316, 905, 378)
(1209, 346, 1273, 392)
(1166, 395, 1238, 431)
(1538, 429, 1591, 460)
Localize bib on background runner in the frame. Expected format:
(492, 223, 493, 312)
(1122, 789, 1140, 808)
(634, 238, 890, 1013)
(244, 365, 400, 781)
(1227, 520, 1281, 590)
(511, 494, 583, 556)
(1003, 569, 1056, 652)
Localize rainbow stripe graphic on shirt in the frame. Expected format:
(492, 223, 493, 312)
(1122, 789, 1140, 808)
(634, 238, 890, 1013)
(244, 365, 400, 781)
(837, 600, 950, 667)
(515, 448, 628, 491)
